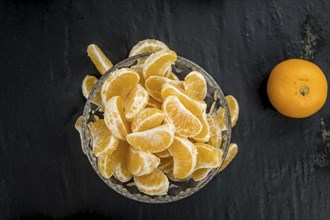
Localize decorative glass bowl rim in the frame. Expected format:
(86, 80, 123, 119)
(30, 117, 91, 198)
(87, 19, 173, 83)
(81, 54, 232, 203)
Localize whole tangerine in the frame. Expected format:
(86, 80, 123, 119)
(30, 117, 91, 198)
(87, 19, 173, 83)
(267, 58, 328, 118)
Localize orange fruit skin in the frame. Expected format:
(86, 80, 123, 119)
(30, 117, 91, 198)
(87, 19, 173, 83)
(267, 59, 328, 118)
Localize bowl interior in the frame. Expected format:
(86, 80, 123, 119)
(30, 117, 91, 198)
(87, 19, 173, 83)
(82, 54, 232, 203)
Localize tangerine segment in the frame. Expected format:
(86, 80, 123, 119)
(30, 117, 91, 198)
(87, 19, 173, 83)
(164, 67, 180, 81)
(87, 44, 113, 75)
(168, 136, 197, 179)
(126, 146, 160, 176)
(134, 168, 169, 196)
(146, 97, 162, 109)
(82, 75, 101, 105)
(183, 71, 207, 100)
(104, 96, 130, 140)
(207, 114, 222, 148)
(145, 76, 183, 102)
(97, 147, 121, 178)
(195, 143, 223, 169)
(88, 119, 119, 157)
(74, 116, 83, 134)
(192, 112, 210, 143)
(154, 149, 171, 158)
(143, 49, 177, 79)
(124, 84, 149, 121)
(126, 124, 175, 153)
(219, 143, 238, 172)
(192, 168, 212, 181)
(129, 39, 169, 57)
(161, 84, 206, 115)
(226, 95, 239, 127)
(114, 141, 132, 183)
(158, 157, 173, 173)
(213, 107, 227, 131)
(162, 96, 202, 137)
(130, 64, 145, 86)
(131, 108, 165, 132)
(101, 68, 140, 105)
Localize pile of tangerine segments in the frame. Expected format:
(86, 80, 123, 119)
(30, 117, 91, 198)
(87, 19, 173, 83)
(75, 39, 239, 196)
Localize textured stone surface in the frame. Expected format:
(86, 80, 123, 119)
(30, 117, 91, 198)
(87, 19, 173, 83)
(0, 0, 329, 219)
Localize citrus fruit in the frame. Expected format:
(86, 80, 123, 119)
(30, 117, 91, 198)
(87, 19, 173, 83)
(219, 143, 238, 172)
(207, 114, 222, 148)
(161, 83, 206, 115)
(74, 115, 83, 134)
(267, 59, 328, 118)
(145, 76, 183, 102)
(143, 49, 177, 79)
(130, 63, 145, 86)
(168, 136, 197, 179)
(154, 149, 171, 158)
(192, 168, 212, 181)
(164, 67, 180, 81)
(126, 146, 160, 176)
(226, 95, 239, 127)
(114, 141, 132, 182)
(129, 39, 169, 57)
(97, 146, 121, 178)
(101, 68, 140, 105)
(192, 112, 210, 142)
(158, 157, 173, 173)
(213, 107, 227, 131)
(146, 97, 162, 109)
(82, 75, 101, 105)
(131, 108, 164, 132)
(126, 124, 175, 153)
(183, 71, 207, 100)
(124, 84, 149, 121)
(87, 44, 113, 75)
(194, 143, 223, 169)
(134, 168, 169, 196)
(162, 96, 202, 137)
(166, 171, 188, 182)
(75, 115, 86, 154)
(88, 119, 119, 157)
(104, 96, 130, 140)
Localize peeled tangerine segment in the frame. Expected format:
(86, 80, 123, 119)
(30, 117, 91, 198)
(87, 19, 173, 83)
(134, 168, 169, 196)
(147, 97, 162, 109)
(168, 136, 197, 179)
(126, 124, 175, 153)
(161, 83, 206, 115)
(192, 112, 210, 143)
(126, 146, 160, 176)
(183, 71, 207, 101)
(195, 143, 223, 170)
(145, 76, 183, 102)
(124, 84, 149, 121)
(143, 49, 177, 79)
(101, 68, 140, 105)
(82, 75, 101, 105)
(162, 96, 202, 137)
(192, 168, 212, 181)
(113, 141, 132, 182)
(207, 114, 222, 148)
(104, 96, 130, 140)
(213, 107, 227, 131)
(131, 108, 165, 132)
(219, 143, 238, 173)
(158, 157, 173, 174)
(87, 44, 113, 75)
(154, 149, 171, 158)
(97, 146, 121, 178)
(226, 95, 239, 127)
(129, 39, 169, 57)
(88, 119, 119, 157)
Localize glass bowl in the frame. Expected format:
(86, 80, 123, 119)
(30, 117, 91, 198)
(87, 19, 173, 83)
(81, 54, 232, 203)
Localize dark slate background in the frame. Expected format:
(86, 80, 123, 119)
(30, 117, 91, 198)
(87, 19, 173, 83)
(0, 0, 329, 219)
